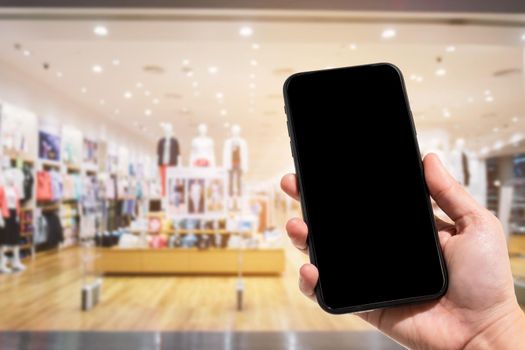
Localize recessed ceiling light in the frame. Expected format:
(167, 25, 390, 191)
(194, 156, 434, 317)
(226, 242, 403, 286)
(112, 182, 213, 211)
(216, 92, 224, 99)
(123, 91, 133, 99)
(239, 26, 253, 37)
(249, 73, 256, 79)
(112, 59, 120, 66)
(250, 59, 258, 66)
(224, 122, 230, 128)
(22, 50, 30, 57)
(446, 46, 456, 52)
(144, 90, 151, 96)
(493, 141, 504, 150)
(56, 72, 63, 78)
(93, 25, 108, 37)
(467, 97, 474, 103)
(485, 95, 494, 102)
(114, 108, 120, 114)
(186, 71, 194, 77)
(192, 81, 198, 88)
(220, 109, 227, 116)
(512, 116, 519, 123)
(99, 99, 105, 105)
(521, 33, 525, 41)
(136, 82, 143, 89)
(442, 108, 451, 118)
(92, 65, 103, 73)
(381, 29, 396, 39)
(349, 43, 357, 50)
(180, 107, 189, 113)
(182, 59, 190, 66)
(208, 66, 218, 74)
(81, 87, 87, 93)
(435, 68, 446, 76)
(251, 43, 260, 50)
(484, 89, 492, 95)
(493, 127, 499, 133)
(249, 82, 256, 89)
(152, 98, 160, 104)
(145, 109, 152, 116)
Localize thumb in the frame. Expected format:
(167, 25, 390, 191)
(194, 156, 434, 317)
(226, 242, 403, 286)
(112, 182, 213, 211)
(423, 153, 482, 222)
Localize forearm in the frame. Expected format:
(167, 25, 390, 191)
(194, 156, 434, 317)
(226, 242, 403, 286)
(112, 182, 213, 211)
(465, 306, 525, 350)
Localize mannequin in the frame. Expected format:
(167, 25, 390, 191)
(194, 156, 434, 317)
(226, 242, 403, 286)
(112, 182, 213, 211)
(157, 123, 181, 196)
(223, 124, 248, 197)
(189, 180, 204, 213)
(190, 123, 215, 167)
(0, 173, 24, 273)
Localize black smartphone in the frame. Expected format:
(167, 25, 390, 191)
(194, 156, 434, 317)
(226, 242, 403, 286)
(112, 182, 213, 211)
(283, 63, 447, 314)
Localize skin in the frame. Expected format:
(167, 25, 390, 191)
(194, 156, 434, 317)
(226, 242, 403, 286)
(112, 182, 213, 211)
(281, 153, 525, 350)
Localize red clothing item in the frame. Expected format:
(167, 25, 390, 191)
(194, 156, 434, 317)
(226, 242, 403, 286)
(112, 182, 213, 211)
(36, 171, 53, 201)
(0, 186, 20, 218)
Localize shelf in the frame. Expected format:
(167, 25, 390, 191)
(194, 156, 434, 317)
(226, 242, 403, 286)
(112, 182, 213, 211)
(39, 159, 61, 168)
(65, 164, 82, 172)
(4, 150, 34, 163)
(20, 243, 32, 249)
(128, 229, 235, 235)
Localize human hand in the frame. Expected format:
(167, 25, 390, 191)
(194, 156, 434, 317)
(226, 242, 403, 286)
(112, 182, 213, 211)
(281, 153, 525, 349)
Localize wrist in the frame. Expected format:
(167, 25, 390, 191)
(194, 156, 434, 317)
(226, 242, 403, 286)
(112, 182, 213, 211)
(465, 304, 525, 350)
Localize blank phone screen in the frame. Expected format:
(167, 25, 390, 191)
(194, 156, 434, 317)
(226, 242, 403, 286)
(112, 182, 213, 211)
(285, 64, 446, 311)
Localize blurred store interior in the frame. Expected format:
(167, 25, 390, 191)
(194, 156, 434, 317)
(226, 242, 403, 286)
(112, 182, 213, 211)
(0, 1, 525, 349)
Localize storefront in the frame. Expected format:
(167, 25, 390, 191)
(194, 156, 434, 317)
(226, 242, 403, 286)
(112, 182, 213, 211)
(0, 2, 524, 349)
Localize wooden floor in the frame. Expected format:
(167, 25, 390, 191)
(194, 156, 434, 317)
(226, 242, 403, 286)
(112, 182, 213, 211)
(0, 244, 371, 331)
(1, 235, 524, 331)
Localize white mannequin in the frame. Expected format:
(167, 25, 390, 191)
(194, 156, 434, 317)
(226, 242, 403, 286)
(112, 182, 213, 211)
(189, 181, 203, 213)
(190, 123, 215, 167)
(159, 123, 182, 166)
(1, 173, 25, 272)
(223, 125, 248, 198)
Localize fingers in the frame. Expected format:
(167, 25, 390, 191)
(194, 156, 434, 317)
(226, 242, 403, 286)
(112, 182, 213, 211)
(280, 173, 300, 201)
(286, 218, 308, 253)
(423, 153, 482, 223)
(299, 264, 319, 302)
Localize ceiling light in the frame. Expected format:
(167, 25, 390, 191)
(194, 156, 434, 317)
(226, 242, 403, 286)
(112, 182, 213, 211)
(81, 87, 87, 93)
(193, 91, 200, 97)
(249, 73, 256, 79)
(180, 107, 189, 113)
(510, 133, 523, 144)
(512, 116, 519, 123)
(93, 25, 108, 37)
(349, 43, 357, 50)
(123, 91, 133, 99)
(249, 82, 256, 89)
(99, 99, 105, 105)
(192, 81, 198, 88)
(208, 66, 218, 74)
(144, 90, 151, 96)
(145, 109, 152, 116)
(467, 97, 474, 103)
(442, 108, 451, 118)
(220, 109, 227, 116)
(485, 95, 494, 102)
(521, 33, 525, 41)
(182, 59, 190, 66)
(186, 71, 194, 77)
(92, 65, 103, 73)
(493, 141, 504, 150)
(480, 147, 489, 155)
(239, 26, 253, 37)
(416, 76, 423, 83)
(224, 122, 230, 128)
(216, 92, 224, 99)
(251, 43, 260, 50)
(445, 46, 456, 52)
(493, 127, 499, 133)
(114, 109, 120, 114)
(381, 29, 396, 39)
(484, 89, 492, 95)
(249, 108, 254, 113)
(435, 68, 446, 76)
(23, 50, 30, 57)
(152, 98, 160, 104)
(136, 82, 143, 89)
(250, 59, 258, 66)
(112, 59, 120, 66)
(56, 72, 63, 78)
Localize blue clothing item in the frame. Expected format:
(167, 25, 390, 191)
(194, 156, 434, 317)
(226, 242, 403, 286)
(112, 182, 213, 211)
(50, 170, 62, 200)
(74, 175, 83, 200)
(181, 233, 197, 248)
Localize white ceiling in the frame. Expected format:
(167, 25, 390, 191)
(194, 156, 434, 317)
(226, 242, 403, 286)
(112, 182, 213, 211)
(0, 11, 524, 181)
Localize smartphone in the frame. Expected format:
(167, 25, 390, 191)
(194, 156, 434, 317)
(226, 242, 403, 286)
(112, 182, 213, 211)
(283, 63, 447, 314)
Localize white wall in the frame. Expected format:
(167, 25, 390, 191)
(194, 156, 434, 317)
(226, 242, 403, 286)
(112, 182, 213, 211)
(0, 57, 153, 160)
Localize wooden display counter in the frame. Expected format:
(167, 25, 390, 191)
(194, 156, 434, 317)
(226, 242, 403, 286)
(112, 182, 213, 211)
(93, 247, 285, 275)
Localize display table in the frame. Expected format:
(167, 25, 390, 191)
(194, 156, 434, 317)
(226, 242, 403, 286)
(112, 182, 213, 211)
(93, 247, 285, 275)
